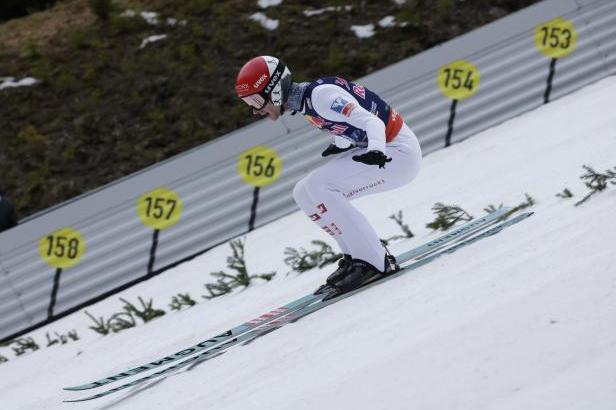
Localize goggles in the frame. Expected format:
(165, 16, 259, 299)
(241, 93, 267, 110)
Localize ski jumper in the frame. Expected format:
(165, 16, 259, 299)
(290, 77, 422, 271)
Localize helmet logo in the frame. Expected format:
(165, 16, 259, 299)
(254, 74, 268, 89)
(263, 67, 283, 95)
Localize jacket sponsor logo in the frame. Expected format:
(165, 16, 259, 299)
(341, 102, 356, 117)
(304, 114, 330, 128)
(254, 74, 268, 89)
(344, 179, 386, 199)
(309, 203, 329, 221)
(353, 84, 366, 99)
(330, 124, 349, 135)
(331, 97, 356, 117)
(370, 101, 378, 114)
(335, 77, 350, 90)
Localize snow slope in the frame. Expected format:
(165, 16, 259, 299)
(1, 76, 615, 410)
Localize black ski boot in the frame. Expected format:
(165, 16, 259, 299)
(320, 254, 399, 300)
(314, 254, 352, 295)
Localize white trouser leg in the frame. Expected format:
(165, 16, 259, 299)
(292, 124, 422, 271)
(293, 178, 352, 255)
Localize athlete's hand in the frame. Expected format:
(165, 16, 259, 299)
(321, 144, 354, 157)
(352, 150, 392, 168)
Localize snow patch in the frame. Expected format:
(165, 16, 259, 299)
(139, 34, 168, 49)
(249, 12, 279, 30)
(378, 16, 396, 28)
(122, 9, 184, 26)
(378, 15, 408, 28)
(140, 11, 159, 25)
(350, 24, 375, 38)
(122, 9, 158, 24)
(166, 17, 187, 27)
(258, 0, 282, 8)
(303, 6, 352, 17)
(0, 77, 38, 90)
(392, 0, 406, 5)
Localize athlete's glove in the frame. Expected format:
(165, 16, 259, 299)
(321, 144, 354, 157)
(352, 150, 392, 169)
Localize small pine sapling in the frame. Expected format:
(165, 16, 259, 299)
(169, 293, 197, 311)
(556, 188, 574, 199)
(483, 203, 504, 214)
(107, 312, 137, 333)
(484, 194, 535, 220)
(204, 277, 233, 299)
(46, 330, 79, 347)
(120, 297, 166, 323)
(204, 238, 276, 299)
(382, 210, 414, 245)
(426, 203, 473, 231)
(85, 311, 112, 335)
(575, 165, 616, 206)
(0, 355, 7, 364)
(513, 193, 536, 212)
(484, 203, 514, 220)
(85, 310, 136, 335)
(284, 240, 342, 273)
(11, 337, 40, 356)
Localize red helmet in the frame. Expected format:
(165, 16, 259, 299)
(235, 56, 292, 110)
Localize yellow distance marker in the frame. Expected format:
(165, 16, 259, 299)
(238, 146, 283, 188)
(40, 227, 85, 269)
(138, 188, 183, 230)
(437, 60, 481, 100)
(535, 17, 577, 59)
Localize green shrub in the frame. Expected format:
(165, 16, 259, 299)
(426, 203, 473, 231)
(204, 238, 276, 299)
(575, 165, 616, 206)
(169, 293, 196, 311)
(284, 240, 341, 274)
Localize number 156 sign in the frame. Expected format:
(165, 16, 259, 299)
(238, 146, 283, 187)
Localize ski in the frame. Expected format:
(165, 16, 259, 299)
(64, 206, 509, 392)
(64, 210, 530, 403)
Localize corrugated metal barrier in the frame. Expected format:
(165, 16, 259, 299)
(1, 0, 615, 342)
